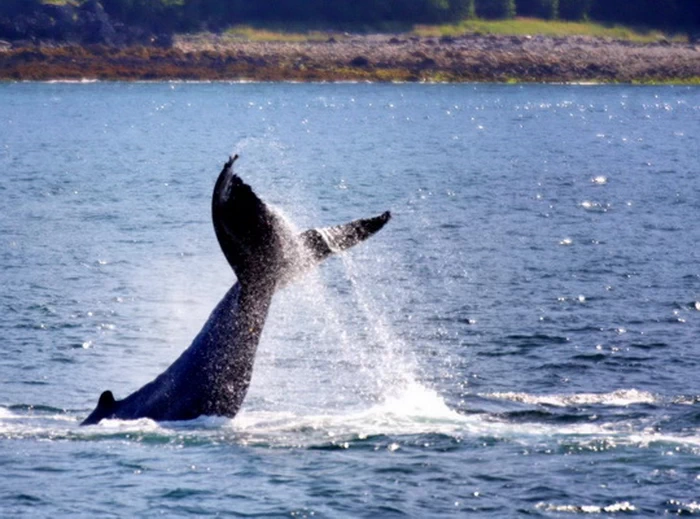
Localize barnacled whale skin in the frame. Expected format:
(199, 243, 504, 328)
(81, 156, 390, 425)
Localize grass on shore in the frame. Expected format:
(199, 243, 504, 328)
(223, 25, 333, 42)
(41, 0, 79, 5)
(414, 17, 684, 42)
(220, 17, 685, 43)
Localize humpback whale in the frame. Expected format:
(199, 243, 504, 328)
(82, 156, 390, 425)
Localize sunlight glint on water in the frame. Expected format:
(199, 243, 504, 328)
(1, 83, 699, 517)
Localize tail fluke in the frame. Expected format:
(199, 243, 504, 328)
(274, 210, 390, 287)
(299, 211, 391, 264)
(212, 155, 294, 286)
(212, 155, 391, 287)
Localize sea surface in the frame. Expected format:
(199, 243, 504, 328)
(1, 82, 699, 517)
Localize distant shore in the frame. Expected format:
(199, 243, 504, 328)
(1, 33, 699, 83)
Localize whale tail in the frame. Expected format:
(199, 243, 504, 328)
(212, 156, 391, 288)
(298, 211, 391, 263)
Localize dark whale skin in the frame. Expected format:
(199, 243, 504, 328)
(82, 156, 390, 425)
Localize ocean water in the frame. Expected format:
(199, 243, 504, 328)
(1, 82, 699, 517)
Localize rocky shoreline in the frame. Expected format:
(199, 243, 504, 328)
(1, 32, 699, 83)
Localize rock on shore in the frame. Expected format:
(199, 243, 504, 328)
(1, 32, 699, 82)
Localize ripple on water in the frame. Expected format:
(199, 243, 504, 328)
(2, 83, 700, 517)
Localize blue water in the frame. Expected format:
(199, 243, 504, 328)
(1, 82, 699, 517)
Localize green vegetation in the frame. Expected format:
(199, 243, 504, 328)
(223, 26, 339, 43)
(210, 18, 683, 44)
(95, 0, 698, 33)
(1, 0, 698, 43)
(7, 0, 700, 30)
(414, 17, 683, 43)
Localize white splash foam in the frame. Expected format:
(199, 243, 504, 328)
(96, 416, 163, 433)
(485, 389, 657, 407)
(0, 408, 77, 440)
(580, 200, 609, 212)
(232, 382, 471, 446)
(0, 407, 16, 420)
(668, 500, 700, 514)
(2, 394, 700, 454)
(536, 501, 636, 513)
(626, 432, 700, 449)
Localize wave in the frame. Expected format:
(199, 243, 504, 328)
(536, 501, 637, 514)
(0, 383, 468, 445)
(667, 500, 700, 515)
(44, 79, 100, 84)
(231, 383, 470, 447)
(483, 389, 657, 407)
(1, 385, 699, 452)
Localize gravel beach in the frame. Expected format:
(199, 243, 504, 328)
(1, 33, 699, 82)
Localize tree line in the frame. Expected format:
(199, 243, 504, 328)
(108, 0, 700, 32)
(2, 0, 699, 37)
